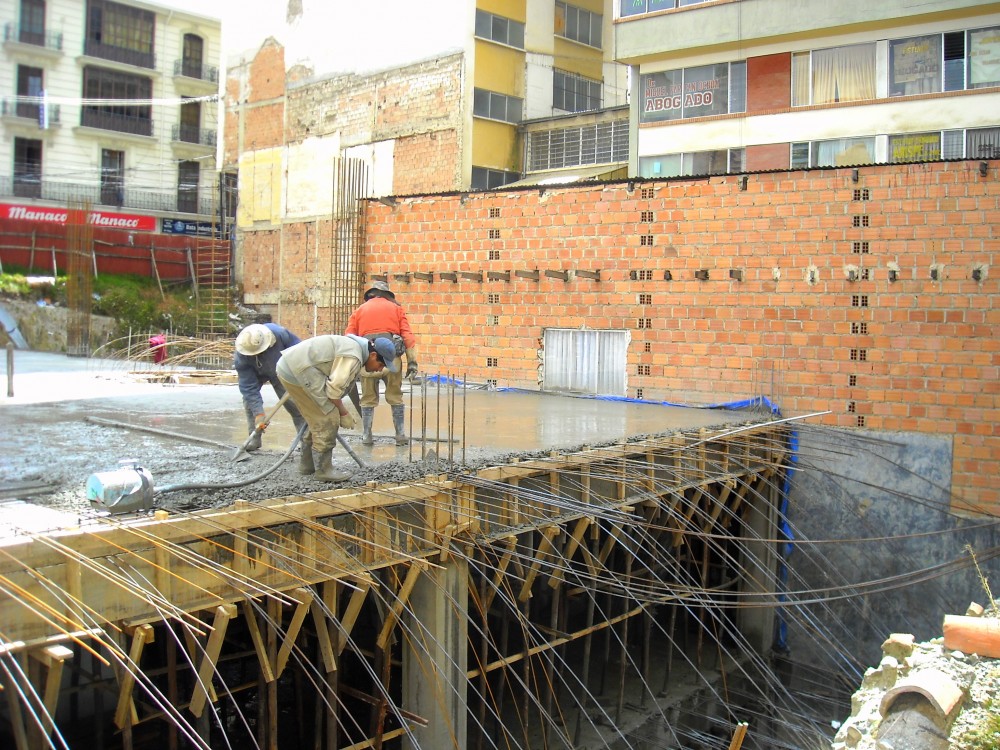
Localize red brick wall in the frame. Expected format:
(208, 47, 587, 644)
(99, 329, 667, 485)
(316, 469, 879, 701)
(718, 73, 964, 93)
(359, 161, 999, 515)
(393, 130, 462, 195)
(746, 143, 790, 171)
(747, 53, 791, 112)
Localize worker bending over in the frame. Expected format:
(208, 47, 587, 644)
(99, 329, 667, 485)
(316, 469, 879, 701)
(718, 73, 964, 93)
(345, 280, 418, 445)
(276, 334, 399, 482)
(234, 323, 308, 467)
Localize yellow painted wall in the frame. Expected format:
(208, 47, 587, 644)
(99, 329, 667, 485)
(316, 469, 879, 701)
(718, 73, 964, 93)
(477, 0, 526, 24)
(554, 37, 603, 79)
(237, 148, 282, 227)
(472, 118, 519, 170)
(475, 40, 525, 96)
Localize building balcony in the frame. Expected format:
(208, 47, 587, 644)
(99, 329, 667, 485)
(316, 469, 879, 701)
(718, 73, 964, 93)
(1, 97, 61, 127)
(83, 39, 155, 70)
(0, 176, 218, 217)
(172, 124, 217, 148)
(173, 59, 219, 85)
(3, 22, 63, 53)
(80, 109, 153, 138)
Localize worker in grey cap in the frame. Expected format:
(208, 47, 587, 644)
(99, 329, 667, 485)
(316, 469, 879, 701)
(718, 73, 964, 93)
(234, 323, 308, 467)
(276, 334, 399, 482)
(345, 279, 418, 445)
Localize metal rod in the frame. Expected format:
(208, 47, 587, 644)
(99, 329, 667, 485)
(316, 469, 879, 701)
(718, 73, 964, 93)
(462, 372, 467, 464)
(435, 372, 441, 471)
(6, 343, 12, 398)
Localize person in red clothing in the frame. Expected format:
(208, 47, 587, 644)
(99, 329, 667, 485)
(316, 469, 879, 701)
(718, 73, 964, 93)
(345, 280, 418, 445)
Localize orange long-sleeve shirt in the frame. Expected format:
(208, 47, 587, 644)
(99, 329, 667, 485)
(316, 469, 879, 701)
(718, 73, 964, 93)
(345, 297, 417, 349)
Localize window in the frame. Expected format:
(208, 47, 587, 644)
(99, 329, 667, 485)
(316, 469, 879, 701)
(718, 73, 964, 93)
(790, 137, 875, 168)
(475, 9, 524, 49)
(791, 43, 876, 106)
(181, 34, 204, 78)
(13, 138, 42, 198)
(943, 126, 1000, 159)
(81, 66, 152, 135)
(638, 148, 745, 178)
(178, 161, 200, 213)
(639, 62, 746, 123)
(555, 2, 602, 48)
(888, 133, 941, 163)
(968, 26, 1000, 89)
(86, 0, 155, 68)
(16, 65, 43, 121)
(19, 0, 46, 45)
(620, 0, 678, 17)
(528, 120, 628, 171)
(179, 99, 201, 143)
(473, 88, 522, 123)
(889, 35, 942, 96)
(100, 149, 124, 206)
(543, 328, 629, 396)
(553, 70, 602, 112)
(471, 167, 520, 190)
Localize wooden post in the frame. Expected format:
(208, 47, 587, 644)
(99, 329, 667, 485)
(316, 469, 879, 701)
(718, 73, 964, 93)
(149, 247, 165, 299)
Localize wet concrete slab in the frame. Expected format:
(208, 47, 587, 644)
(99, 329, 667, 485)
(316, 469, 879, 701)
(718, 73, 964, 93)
(1, 351, 763, 517)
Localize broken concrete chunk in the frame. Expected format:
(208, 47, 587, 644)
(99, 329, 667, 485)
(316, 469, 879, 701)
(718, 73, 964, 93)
(965, 601, 985, 617)
(879, 668, 965, 722)
(881, 632, 916, 660)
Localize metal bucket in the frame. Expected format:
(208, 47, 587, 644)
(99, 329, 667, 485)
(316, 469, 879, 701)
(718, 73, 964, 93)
(86, 460, 155, 514)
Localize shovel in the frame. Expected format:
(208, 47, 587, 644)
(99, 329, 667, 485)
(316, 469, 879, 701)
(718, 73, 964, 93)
(231, 393, 291, 462)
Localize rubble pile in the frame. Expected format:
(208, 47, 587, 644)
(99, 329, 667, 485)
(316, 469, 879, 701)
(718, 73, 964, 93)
(833, 604, 1000, 750)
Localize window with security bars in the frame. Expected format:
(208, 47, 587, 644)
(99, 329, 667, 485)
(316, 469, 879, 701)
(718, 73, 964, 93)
(472, 167, 520, 190)
(527, 120, 629, 171)
(943, 127, 1000, 159)
(553, 70, 602, 113)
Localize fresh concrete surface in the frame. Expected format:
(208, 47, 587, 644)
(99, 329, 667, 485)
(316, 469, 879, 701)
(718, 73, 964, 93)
(1, 350, 760, 526)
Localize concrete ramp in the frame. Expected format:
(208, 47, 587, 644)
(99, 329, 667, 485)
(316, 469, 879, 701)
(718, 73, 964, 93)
(0, 304, 29, 349)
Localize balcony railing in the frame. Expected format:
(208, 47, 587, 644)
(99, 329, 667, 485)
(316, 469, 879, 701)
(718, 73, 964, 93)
(172, 124, 217, 147)
(1, 97, 61, 125)
(83, 39, 155, 69)
(3, 22, 63, 51)
(173, 59, 219, 84)
(80, 108, 153, 137)
(0, 176, 218, 217)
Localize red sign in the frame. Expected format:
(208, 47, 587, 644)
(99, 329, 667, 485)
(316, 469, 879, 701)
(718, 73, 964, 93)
(0, 202, 157, 232)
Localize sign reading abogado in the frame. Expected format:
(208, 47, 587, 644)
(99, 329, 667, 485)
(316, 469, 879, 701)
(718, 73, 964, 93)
(1, 203, 157, 232)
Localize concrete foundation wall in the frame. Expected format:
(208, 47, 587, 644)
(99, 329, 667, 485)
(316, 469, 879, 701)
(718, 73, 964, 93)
(786, 425, 999, 669)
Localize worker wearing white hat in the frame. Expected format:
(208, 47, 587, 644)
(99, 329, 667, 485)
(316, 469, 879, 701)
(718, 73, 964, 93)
(234, 323, 308, 469)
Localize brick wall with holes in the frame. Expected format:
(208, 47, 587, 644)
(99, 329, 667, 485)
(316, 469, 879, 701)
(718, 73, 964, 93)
(358, 161, 999, 515)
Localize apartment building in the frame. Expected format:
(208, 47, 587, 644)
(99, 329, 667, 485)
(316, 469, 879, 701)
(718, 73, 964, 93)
(615, 0, 1000, 177)
(1, 0, 224, 244)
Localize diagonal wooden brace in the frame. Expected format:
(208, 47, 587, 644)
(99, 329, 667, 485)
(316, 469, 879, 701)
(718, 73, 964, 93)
(241, 599, 275, 684)
(189, 604, 237, 718)
(276, 587, 314, 678)
(114, 625, 154, 729)
(377, 562, 426, 650)
(518, 526, 559, 602)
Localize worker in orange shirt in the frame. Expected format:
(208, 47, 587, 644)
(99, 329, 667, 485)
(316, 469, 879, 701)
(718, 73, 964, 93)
(345, 280, 418, 445)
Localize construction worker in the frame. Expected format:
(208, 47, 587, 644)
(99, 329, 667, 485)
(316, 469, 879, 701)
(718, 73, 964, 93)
(276, 334, 399, 482)
(234, 323, 309, 469)
(345, 280, 418, 446)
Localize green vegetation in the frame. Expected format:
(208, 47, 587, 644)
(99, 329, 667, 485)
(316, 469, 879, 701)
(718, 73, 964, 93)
(0, 265, 239, 337)
(954, 693, 1000, 750)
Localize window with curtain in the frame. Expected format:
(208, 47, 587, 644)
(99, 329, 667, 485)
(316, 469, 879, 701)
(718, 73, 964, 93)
(810, 43, 876, 104)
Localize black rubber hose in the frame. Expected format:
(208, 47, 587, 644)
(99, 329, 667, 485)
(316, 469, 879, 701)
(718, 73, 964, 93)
(153, 423, 308, 497)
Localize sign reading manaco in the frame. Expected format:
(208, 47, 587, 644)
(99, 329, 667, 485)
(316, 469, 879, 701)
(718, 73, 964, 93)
(1, 202, 157, 232)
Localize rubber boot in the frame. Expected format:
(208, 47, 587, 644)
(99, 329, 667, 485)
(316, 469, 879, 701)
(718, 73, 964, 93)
(391, 404, 408, 446)
(313, 448, 351, 482)
(244, 404, 262, 451)
(298, 434, 315, 475)
(361, 407, 375, 446)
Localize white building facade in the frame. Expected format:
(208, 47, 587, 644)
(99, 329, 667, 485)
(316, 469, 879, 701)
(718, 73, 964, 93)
(1, 0, 223, 237)
(615, 0, 1000, 177)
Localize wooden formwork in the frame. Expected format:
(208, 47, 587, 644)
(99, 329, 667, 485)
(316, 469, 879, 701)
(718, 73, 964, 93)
(0, 420, 789, 749)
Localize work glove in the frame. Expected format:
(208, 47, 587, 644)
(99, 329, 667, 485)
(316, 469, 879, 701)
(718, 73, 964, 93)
(254, 413, 268, 432)
(406, 360, 418, 380)
(339, 412, 356, 430)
